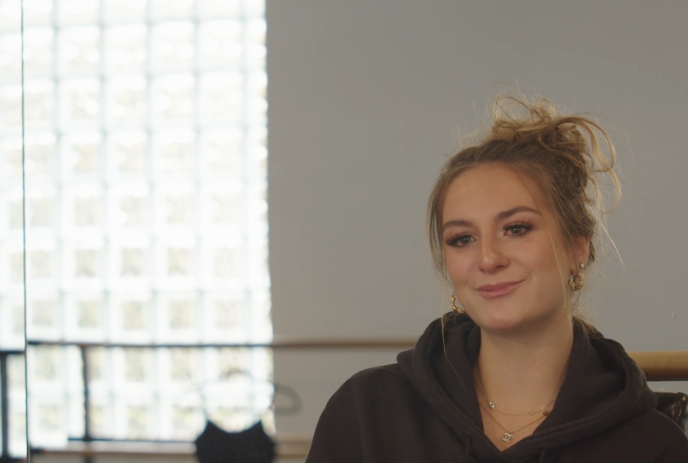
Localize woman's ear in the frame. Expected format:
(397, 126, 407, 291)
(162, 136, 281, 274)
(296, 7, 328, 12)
(572, 235, 591, 267)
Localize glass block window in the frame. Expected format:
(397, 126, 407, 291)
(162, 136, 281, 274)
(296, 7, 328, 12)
(0, 354, 28, 457)
(0, 0, 28, 458)
(22, 0, 271, 446)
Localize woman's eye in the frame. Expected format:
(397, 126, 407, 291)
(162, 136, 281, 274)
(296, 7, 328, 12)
(505, 223, 532, 236)
(445, 234, 474, 247)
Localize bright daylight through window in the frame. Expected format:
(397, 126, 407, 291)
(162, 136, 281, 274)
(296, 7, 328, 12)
(0, 0, 270, 451)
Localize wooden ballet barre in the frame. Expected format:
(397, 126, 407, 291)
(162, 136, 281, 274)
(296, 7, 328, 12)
(629, 351, 688, 381)
(26, 340, 688, 380)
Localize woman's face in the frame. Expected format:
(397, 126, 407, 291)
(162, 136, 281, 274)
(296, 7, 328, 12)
(441, 163, 588, 334)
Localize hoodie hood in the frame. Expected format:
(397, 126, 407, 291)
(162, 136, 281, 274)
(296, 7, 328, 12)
(397, 313, 657, 462)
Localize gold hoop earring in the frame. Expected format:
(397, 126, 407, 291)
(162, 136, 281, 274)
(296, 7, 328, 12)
(451, 292, 465, 314)
(568, 263, 585, 291)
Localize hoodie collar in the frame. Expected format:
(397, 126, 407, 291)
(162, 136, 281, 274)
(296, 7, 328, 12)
(397, 313, 657, 462)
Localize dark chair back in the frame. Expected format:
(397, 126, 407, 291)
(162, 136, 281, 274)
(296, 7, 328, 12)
(656, 392, 688, 432)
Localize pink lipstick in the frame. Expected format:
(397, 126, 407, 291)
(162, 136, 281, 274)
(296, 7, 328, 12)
(476, 281, 522, 299)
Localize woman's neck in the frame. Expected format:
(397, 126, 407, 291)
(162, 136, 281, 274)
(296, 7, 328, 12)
(475, 315, 574, 413)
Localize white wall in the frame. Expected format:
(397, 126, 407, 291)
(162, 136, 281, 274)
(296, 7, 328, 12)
(267, 0, 688, 447)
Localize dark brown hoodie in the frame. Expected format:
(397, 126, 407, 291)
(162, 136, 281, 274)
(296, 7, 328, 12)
(306, 313, 688, 462)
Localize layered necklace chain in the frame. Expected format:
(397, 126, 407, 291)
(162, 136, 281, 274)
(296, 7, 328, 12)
(477, 401, 547, 443)
(478, 386, 555, 417)
(475, 378, 555, 444)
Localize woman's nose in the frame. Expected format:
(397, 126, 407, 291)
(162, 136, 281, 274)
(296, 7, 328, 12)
(478, 238, 507, 272)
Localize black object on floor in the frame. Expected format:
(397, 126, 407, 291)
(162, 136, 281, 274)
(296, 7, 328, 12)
(195, 420, 275, 463)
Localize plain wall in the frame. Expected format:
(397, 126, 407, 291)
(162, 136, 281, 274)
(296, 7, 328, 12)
(267, 0, 688, 450)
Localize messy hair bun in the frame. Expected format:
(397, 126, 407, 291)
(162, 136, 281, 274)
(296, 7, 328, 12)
(428, 95, 621, 304)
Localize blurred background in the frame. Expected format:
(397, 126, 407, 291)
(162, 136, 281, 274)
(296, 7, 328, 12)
(0, 1, 686, 462)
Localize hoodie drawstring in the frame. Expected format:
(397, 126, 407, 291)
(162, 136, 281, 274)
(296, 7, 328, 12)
(537, 448, 547, 463)
(463, 435, 472, 461)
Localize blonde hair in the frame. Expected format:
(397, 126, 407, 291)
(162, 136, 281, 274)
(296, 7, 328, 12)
(428, 95, 621, 331)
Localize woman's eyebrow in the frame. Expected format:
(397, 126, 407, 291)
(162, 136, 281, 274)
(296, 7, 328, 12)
(442, 206, 541, 232)
(442, 219, 472, 231)
(497, 205, 541, 220)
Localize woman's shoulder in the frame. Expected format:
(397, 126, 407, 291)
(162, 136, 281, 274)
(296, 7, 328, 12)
(568, 407, 688, 461)
(323, 358, 439, 414)
(607, 406, 688, 452)
(349, 362, 406, 380)
(633, 407, 688, 440)
(336, 362, 414, 398)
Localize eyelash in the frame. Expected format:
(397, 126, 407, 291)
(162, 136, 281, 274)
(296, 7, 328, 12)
(444, 222, 533, 248)
(505, 221, 533, 236)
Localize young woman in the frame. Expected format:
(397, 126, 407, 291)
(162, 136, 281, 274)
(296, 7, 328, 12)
(305, 97, 688, 462)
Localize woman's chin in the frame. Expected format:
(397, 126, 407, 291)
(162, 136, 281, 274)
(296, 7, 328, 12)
(469, 308, 534, 334)
(471, 306, 565, 337)
(479, 318, 524, 334)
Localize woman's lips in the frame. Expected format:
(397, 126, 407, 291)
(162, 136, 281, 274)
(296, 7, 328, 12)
(476, 281, 523, 299)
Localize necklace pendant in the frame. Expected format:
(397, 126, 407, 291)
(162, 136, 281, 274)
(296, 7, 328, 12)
(488, 401, 495, 409)
(501, 433, 514, 443)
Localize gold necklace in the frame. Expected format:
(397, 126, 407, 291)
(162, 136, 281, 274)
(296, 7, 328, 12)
(476, 386, 554, 417)
(478, 401, 546, 444)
